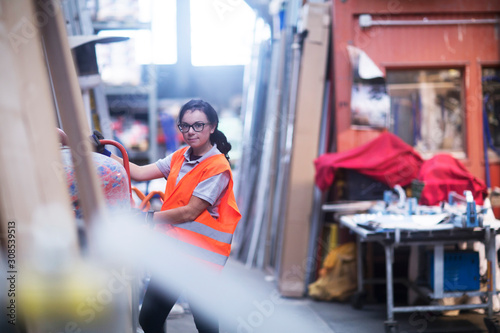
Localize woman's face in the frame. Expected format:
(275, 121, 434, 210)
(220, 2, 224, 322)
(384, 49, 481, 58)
(180, 109, 215, 154)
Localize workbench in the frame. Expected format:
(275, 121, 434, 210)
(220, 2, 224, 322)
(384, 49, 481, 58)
(337, 213, 500, 333)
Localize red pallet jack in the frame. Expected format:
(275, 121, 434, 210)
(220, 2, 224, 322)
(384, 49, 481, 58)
(99, 138, 165, 210)
(97, 137, 165, 332)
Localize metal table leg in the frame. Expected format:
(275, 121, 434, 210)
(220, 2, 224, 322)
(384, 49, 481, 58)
(486, 226, 496, 318)
(484, 226, 500, 332)
(384, 243, 398, 332)
(357, 235, 363, 293)
(352, 235, 367, 309)
(433, 244, 444, 299)
(491, 227, 497, 314)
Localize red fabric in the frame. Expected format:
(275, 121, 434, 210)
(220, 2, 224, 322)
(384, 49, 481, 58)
(417, 154, 487, 206)
(314, 132, 423, 191)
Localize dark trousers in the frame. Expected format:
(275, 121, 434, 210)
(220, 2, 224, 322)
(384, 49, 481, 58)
(139, 278, 219, 333)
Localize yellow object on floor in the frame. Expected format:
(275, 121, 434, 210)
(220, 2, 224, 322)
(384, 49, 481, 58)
(308, 242, 357, 301)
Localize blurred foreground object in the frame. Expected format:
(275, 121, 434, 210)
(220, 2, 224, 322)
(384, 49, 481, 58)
(60, 149, 131, 218)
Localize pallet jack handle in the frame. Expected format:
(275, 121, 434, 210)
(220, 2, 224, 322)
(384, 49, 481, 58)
(139, 191, 165, 210)
(131, 187, 150, 210)
(98, 139, 165, 211)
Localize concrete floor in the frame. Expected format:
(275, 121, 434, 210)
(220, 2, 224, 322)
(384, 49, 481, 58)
(155, 259, 495, 333)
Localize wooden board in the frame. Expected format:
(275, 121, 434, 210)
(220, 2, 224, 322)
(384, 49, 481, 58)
(38, 0, 107, 234)
(0, 0, 79, 266)
(278, 2, 331, 297)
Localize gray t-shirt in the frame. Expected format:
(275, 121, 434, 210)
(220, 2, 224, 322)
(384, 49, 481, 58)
(156, 144, 230, 218)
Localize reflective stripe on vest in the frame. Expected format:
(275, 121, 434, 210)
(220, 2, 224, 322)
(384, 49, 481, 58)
(175, 221, 233, 244)
(170, 235, 229, 267)
(158, 147, 241, 267)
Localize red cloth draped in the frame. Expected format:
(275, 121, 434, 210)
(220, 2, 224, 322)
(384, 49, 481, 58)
(314, 133, 487, 205)
(314, 133, 423, 191)
(417, 154, 487, 205)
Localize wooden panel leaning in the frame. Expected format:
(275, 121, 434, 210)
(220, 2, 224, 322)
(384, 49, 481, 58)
(0, 1, 118, 332)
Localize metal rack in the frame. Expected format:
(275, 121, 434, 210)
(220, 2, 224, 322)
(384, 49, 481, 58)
(338, 214, 500, 333)
(91, 9, 159, 163)
(63, 0, 159, 163)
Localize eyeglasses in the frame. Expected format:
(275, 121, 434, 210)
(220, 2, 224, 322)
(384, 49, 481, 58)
(177, 122, 211, 133)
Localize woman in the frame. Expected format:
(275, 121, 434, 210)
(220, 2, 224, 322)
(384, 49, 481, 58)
(97, 99, 241, 333)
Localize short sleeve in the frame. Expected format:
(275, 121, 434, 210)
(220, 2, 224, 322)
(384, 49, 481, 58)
(192, 171, 230, 205)
(155, 152, 174, 179)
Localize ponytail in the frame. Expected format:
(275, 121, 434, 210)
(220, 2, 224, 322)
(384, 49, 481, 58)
(211, 129, 231, 161)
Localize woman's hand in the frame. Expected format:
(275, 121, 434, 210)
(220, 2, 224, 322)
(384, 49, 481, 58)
(90, 130, 111, 156)
(153, 196, 210, 225)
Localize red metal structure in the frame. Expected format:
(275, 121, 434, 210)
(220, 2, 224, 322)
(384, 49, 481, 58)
(330, 0, 500, 195)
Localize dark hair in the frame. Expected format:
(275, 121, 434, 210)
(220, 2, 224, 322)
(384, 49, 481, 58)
(178, 99, 232, 161)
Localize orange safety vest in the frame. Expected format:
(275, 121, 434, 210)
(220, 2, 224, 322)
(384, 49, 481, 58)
(155, 147, 241, 267)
